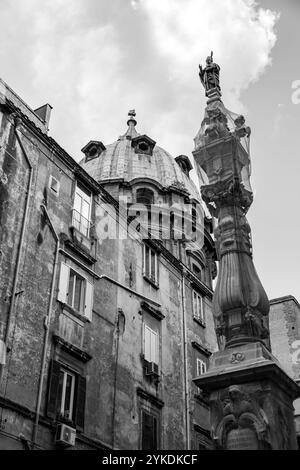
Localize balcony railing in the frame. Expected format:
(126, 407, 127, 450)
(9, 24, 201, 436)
(72, 209, 90, 238)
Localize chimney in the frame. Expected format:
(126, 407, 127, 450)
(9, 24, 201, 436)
(34, 103, 53, 132)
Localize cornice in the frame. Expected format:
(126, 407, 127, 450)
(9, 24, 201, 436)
(136, 387, 164, 408)
(140, 301, 165, 321)
(53, 335, 92, 363)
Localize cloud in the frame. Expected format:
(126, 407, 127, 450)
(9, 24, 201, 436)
(0, 0, 279, 160)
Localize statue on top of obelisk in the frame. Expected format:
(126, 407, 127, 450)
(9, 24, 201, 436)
(199, 51, 221, 96)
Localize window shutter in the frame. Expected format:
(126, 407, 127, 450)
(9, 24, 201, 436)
(47, 360, 61, 419)
(193, 291, 197, 317)
(150, 330, 158, 364)
(57, 263, 69, 303)
(84, 280, 93, 320)
(151, 250, 156, 280)
(144, 325, 151, 362)
(75, 375, 86, 431)
(201, 298, 206, 323)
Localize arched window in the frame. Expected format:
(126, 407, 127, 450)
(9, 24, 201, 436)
(136, 188, 154, 206)
(192, 263, 202, 279)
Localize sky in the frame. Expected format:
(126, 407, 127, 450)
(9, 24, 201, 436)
(0, 0, 299, 301)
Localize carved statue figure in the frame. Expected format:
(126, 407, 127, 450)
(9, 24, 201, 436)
(204, 108, 229, 140)
(234, 115, 251, 139)
(199, 52, 221, 94)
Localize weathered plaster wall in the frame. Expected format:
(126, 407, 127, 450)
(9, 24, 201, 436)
(269, 296, 300, 436)
(0, 100, 218, 450)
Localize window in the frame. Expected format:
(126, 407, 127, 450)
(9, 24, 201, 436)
(136, 188, 154, 206)
(72, 182, 92, 237)
(68, 269, 85, 313)
(141, 410, 159, 450)
(47, 360, 86, 430)
(49, 176, 60, 195)
(192, 263, 202, 280)
(192, 290, 205, 325)
(144, 324, 159, 365)
(196, 358, 207, 376)
(196, 358, 207, 395)
(132, 135, 156, 157)
(57, 263, 93, 320)
(138, 142, 149, 153)
(143, 245, 159, 286)
(81, 140, 106, 162)
(57, 369, 75, 420)
(86, 145, 98, 160)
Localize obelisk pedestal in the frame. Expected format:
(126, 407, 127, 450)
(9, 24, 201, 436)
(194, 342, 300, 449)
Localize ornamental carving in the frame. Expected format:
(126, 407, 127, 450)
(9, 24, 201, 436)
(211, 385, 271, 450)
(230, 352, 245, 363)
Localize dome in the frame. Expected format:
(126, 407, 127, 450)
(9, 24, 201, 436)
(80, 111, 201, 202)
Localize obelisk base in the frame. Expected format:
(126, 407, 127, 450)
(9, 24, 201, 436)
(194, 342, 300, 450)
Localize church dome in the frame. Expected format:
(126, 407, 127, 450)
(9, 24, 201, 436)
(80, 111, 201, 202)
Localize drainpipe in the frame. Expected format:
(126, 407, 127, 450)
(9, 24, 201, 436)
(181, 270, 190, 450)
(31, 205, 59, 448)
(111, 309, 122, 449)
(4, 118, 33, 350)
(178, 242, 190, 450)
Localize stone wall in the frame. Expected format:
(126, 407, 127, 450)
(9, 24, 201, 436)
(269, 295, 300, 441)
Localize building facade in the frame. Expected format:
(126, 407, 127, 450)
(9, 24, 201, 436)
(269, 295, 300, 447)
(0, 80, 218, 450)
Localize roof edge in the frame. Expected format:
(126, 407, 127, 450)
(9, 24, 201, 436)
(270, 295, 300, 309)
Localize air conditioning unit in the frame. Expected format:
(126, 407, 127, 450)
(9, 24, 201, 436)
(146, 361, 159, 377)
(55, 423, 76, 447)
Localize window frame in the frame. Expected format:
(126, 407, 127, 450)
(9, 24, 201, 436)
(143, 244, 159, 287)
(192, 262, 202, 280)
(72, 181, 92, 238)
(192, 290, 205, 326)
(196, 358, 207, 376)
(58, 368, 76, 421)
(67, 268, 86, 314)
(47, 359, 86, 431)
(136, 187, 154, 206)
(196, 358, 207, 396)
(49, 175, 60, 195)
(57, 262, 94, 321)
